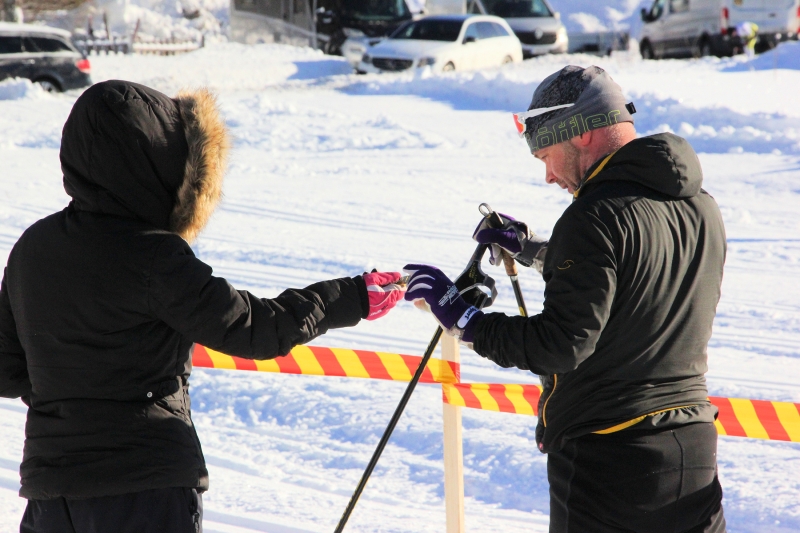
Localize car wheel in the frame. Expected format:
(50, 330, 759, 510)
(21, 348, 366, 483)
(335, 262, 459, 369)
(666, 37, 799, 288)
(640, 41, 654, 60)
(442, 62, 455, 72)
(502, 55, 513, 65)
(35, 79, 60, 93)
(700, 39, 713, 57)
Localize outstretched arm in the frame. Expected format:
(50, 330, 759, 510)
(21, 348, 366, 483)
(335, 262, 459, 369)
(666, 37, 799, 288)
(148, 235, 372, 360)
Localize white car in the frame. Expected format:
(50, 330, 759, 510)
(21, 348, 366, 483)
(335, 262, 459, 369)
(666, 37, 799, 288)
(356, 15, 523, 74)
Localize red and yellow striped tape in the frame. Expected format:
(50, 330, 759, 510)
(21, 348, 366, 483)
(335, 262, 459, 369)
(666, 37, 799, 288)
(442, 383, 800, 443)
(192, 344, 459, 384)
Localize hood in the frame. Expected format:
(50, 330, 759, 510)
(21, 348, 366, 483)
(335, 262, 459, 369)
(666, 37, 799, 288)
(369, 39, 453, 58)
(60, 80, 230, 243)
(580, 133, 703, 199)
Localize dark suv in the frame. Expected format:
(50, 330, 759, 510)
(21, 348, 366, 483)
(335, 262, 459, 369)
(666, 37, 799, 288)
(0, 22, 91, 92)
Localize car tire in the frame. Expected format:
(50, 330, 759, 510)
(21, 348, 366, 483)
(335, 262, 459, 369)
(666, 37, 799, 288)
(442, 62, 455, 72)
(640, 41, 654, 60)
(35, 78, 61, 93)
(700, 39, 713, 58)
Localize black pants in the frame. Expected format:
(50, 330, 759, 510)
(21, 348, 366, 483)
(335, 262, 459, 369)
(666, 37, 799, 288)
(548, 422, 725, 533)
(20, 487, 202, 533)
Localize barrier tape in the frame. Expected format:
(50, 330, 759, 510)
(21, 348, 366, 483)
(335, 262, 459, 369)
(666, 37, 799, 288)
(192, 344, 459, 384)
(192, 345, 799, 443)
(442, 383, 800, 443)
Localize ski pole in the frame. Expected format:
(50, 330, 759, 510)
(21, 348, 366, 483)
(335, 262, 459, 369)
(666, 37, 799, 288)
(333, 325, 443, 533)
(334, 245, 497, 533)
(478, 203, 529, 318)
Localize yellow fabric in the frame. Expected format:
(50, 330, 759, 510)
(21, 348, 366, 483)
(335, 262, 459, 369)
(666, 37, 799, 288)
(573, 151, 618, 199)
(592, 405, 698, 435)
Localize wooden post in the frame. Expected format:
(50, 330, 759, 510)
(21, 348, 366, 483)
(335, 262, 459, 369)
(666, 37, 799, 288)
(441, 334, 465, 533)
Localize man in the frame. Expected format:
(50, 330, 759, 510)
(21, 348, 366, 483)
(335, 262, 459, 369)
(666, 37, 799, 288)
(403, 66, 727, 532)
(734, 21, 759, 59)
(0, 80, 404, 532)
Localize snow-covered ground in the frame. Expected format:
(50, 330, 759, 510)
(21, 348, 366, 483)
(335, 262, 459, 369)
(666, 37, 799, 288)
(1, 43, 799, 532)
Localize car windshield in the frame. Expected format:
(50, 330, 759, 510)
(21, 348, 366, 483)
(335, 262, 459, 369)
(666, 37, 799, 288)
(390, 19, 464, 41)
(341, 0, 410, 21)
(482, 0, 553, 18)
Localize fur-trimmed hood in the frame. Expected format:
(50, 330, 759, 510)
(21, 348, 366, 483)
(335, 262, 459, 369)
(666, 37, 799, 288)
(60, 80, 230, 243)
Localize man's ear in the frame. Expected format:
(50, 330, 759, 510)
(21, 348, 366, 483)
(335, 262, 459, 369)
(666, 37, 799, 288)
(572, 129, 593, 148)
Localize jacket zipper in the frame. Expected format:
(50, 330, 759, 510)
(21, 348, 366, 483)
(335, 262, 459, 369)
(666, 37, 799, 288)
(542, 374, 557, 427)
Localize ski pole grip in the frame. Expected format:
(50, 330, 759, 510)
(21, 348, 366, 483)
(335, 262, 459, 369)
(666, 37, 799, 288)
(501, 251, 518, 276)
(479, 202, 519, 277)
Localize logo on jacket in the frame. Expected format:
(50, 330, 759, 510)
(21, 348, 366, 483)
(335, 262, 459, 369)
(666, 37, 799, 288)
(557, 260, 575, 270)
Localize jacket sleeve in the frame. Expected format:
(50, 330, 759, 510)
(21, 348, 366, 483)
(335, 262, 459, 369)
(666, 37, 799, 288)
(147, 235, 368, 359)
(0, 269, 30, 398)
(472, 206, 617, 375)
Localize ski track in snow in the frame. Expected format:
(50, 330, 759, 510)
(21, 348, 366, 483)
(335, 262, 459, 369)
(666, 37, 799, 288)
(1, 42, 799, 532)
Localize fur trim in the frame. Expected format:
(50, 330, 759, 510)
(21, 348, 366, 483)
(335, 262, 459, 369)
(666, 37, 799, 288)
(172, 88, 230, 243)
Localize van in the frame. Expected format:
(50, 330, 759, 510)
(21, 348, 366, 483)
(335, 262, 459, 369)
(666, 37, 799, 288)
(639, 0, 800, 59)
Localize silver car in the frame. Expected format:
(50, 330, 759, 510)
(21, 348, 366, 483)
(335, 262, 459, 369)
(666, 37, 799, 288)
(477, 0, 568, 58)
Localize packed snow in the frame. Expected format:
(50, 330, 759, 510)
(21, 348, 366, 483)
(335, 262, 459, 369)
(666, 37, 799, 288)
(1, 41, 799, 533)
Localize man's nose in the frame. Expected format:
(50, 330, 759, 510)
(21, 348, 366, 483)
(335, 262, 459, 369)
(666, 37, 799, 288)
(545, 172, 557, 184)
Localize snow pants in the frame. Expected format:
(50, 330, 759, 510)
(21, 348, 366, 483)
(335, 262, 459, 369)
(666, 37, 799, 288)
(20, 487, 202, 533)
(547, 422, 725, 533)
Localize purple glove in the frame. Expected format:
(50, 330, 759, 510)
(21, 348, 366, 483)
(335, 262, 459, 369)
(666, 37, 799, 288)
(472, 213, 527, 265)
(402, 264, 483, 342)
(473, 213, 548, 272)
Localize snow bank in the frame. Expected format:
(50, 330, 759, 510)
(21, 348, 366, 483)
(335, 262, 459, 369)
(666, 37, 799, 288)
(0, 78, 46, 101)
(724, 41, 800, 72)
(90, 43, 352, 94)
(342, 56, 800, 155)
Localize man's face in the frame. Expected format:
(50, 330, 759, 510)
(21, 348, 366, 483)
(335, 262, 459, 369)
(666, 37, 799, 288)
(534, 140, 583, 194)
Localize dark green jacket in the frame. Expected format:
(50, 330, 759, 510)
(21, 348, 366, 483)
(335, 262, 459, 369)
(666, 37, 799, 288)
(473, 133, 726, 453)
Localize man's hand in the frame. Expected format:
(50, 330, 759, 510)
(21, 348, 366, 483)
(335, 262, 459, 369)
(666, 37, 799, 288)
(473, 213, 548, 273)
(402, 264, 483, 341)
(362, 271, 406, 321)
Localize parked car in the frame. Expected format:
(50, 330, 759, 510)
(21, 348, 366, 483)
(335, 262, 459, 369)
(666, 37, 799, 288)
(0, 22, 91, 92)
(639, 0, 800, 59)
(357, 15, 522, 74)
(318, 0, 414, 56)
(477, 0, 567, 58)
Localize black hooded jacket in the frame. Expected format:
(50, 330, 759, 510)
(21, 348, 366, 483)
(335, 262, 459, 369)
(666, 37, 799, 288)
(473, 133, 726, 453)
(0, 81, 368, 499)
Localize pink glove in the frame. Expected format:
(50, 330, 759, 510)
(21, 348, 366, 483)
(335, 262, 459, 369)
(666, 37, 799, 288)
(363, 271, 406, 321)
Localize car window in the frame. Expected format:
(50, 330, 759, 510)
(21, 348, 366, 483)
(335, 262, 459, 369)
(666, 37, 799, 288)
(483, 0, 553, 18)
(646, 0, 666, 21)
(0, 36, 23, 54)
(669, 0, 689, 13)
(491, 23, 510, 37)
(26, 36, 74, 53)
(476, 22, 498, 39)
(391, 19, 464, 41)
(463, 23, 480, 41)
(341, 0, 411, 21)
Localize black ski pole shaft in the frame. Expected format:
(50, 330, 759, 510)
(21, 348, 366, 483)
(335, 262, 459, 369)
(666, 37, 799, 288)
(502, 253, 528, 317)
(334, 326, 444, 533)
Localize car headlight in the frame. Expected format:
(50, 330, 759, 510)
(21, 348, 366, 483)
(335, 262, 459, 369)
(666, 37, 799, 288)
(556, 27, 568, 42)
(347, 43, 367, 55)
(362, 53, 372, 64)
(417, 57, 436, 67)
(343, 27, 365, 38)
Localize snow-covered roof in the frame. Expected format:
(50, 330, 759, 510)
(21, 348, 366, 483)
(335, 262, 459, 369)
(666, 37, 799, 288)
(0, 22, 72, 38)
